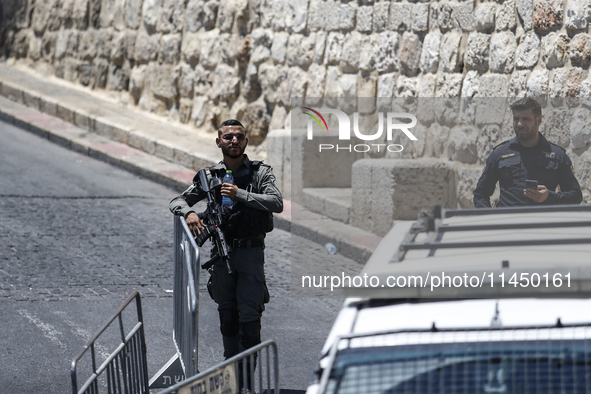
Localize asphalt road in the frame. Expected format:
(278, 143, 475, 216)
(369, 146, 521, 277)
(0, 119, 361, 393)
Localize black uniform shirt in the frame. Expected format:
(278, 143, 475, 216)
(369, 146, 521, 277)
(473, 133, 582, 208)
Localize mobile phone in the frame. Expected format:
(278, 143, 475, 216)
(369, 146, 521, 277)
(526, 179, 538, 190)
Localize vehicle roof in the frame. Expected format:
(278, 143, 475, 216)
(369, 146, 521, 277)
(346, 205, 591, 299)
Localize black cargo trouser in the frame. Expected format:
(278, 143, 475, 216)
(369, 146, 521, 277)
(208, 245, 269, 359)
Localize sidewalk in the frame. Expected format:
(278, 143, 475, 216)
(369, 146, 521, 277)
(0, 62, 381, 264)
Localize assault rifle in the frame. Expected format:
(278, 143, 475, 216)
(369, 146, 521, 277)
(193, 169, 232, 274)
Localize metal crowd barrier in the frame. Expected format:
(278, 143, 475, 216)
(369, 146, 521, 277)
(150, 215, 201, 388)
(159, 340, 280, 394)
(71, 291, 149, 394)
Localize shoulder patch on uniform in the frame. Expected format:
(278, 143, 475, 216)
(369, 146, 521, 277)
(501, 153, 516, 158)
(493, 139, 511, 150)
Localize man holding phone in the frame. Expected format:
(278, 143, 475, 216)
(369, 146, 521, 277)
(473, 98, 582, 208)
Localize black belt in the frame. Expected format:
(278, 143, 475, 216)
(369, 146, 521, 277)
(232, 239, 264, 249)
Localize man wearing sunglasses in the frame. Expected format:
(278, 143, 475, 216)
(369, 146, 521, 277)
(169, 119, 283, 386)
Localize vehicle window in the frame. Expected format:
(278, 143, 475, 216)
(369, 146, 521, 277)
(326, 340, 591, 394)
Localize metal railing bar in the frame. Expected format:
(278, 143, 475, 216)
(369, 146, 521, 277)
(438, 220, 591, 233)
(401, 237, 591, 251)
(444, 205, 591, 218)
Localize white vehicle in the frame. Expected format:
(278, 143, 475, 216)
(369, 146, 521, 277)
(307, 205, 591, 394)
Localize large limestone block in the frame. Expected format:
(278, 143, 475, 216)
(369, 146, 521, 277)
(490, 31, 516, 73)
(541, 32, 570, 68)
(570, 34, 591, 68)
(413, 3, 430, 32)
(340, 3, 356, 31)
(325, 32, 345, 65)
(516, 0, 534, 30)
(453, 1, 475, 31)
(420, 33, 441, 73)
(399, 32, 422, 76)
(285, 0, 309, 33)
(375, 31, 399, 73)
(390, 3, 412, 31)
(496, 0, 517, 30)
(527, 69, 549, 99)
(340, 32, 362, 72)
(515, 31, 541, 69)
(271, 32, 289, 64)
(200, 30, 221, 68)
(134, 31, 159, 63)
(477, 124, 501, 163)
(151, 64, 179, 99)
(465, 32, 490, 72)
(210, 64, 240, 101)
(351, 159, 456, 234)
(533, 0, 563, 31)
(565, 0, 589, 30)
(287, 34, 315, 68)
(509, 70, 531, 97)
(359, 35, 377, 72)
(571, 108, 591, 149)
(575, 151, 591, 192)
(449, 125, 479, 164)
(306, 64, 326, 98)
(440, 32, 463, 72)
(158, 34, 180, 64)
(475, 3, 496, 31)
(543, 107, 571, 149)
(158, 0, 185, 33)
(142, 0, 160, 31)
(373, 2, 390, 32)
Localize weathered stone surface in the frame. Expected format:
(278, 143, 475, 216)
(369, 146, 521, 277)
(390, 3, 412, 31)
(285, 0, 309, 33)
(420, 33, 440, 73)
(109, 32, 126, 65)
(543, 107, 571, 148)
(457, 167, 484, 208)
(533, 0, 563, 31)
(575, 152, 591, 194)
(570, 34, 591, 67)
(55, 30, 79, 60)
(125, 31, 137, 60)
(12, 31, 29, 58)
(359, 35, 377, 72)
(418, 73, 437, 97)
(251, 29, 272, 65)
(237, 100, 270, 144)
(306, 64, 326, 98)
(158, 34, 180, 64)
(377, 73, 396, 98)
(191, 96, 208, 127)
(358, 73, 377, 113)
(91, 57, 109, 88)
(271, 32, 289, 64)
(515, 31, 540, 68)
(108, 63, 130, 91)
(396, 76, 417, 97)
(200, 30, 220, 68)
(449, 125, 479, 164)
(314, 32, 327, 64)
(158, 0, 185, 33)
(41, 32, 56, 62)
(32, 0, 61, 33)
(324, 66, 341, 107)
(340, 3, 356, 31)
(324, 0, 341, 31)
(454, 1, 475, 31)
(216, 0, 236, 32)
(399, 32, 421, 76)
(476, 75, 508, 125)
(541, 32, 570, 68)
(516, 0, 534, 30)
(479, 74, 509, 97)
(339, 32, 361, 72)
(440, 32, 463, 72)
(210, 64, 240, 101)
(307, 0, 325, 31)
(124, 0, 142, 29)
(412, 3, 430, 32)
(438, 3, 456, 31)
(134, 31, 159, 63)
(287, 34, 315, 68)
(258, 64, 289, 103)
(459, 71, 478, 124)
(324, 32, 344, 65)
(79, 61, 93, 86)
(63, 57, 81, 82)
(490, 31, 516, 73)
(375, 31, 399, 73)
(152, 64, 179, 99)
(178, 63, 195, 97)
(527, 69, 549, 99)
(97, 29, 113, 58)
(288, 67, 308, 100)
(496, 0, 517, 31)
(475, 3, 495, 31)
(179, 97, 192, 124)
(437, 73, 463, 97)
(429, 3, 439, 30)
(477, 124, 500, 163)
(142, 0, 160, 31)
(242, 63, 261, 101)
(269, 105, 287, 130)
(79, 30, 99, 60)
(129, 65, 147, 96)
(185, 0, 205, 32)
(357, 5, 373, 33)
(373, 2, 389, 32)
(181, 32, 200, 64)
(465, 32, 490, 71)
(565, 0, 589, 30)
(508, 70, 530, 97)
(427, 123, 450, 158)
(571, 108, 591, 149)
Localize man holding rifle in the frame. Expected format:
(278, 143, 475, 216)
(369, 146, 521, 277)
(169, 119, 283, 374)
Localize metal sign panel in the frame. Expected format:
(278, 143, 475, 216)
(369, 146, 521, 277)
(177, 364, 236, 394)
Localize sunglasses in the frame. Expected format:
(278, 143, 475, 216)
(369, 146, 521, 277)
(222, 133, 246, 141)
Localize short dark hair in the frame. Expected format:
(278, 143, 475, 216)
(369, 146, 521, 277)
(510, 97, 542, 117)
(218, 119, 246, 136)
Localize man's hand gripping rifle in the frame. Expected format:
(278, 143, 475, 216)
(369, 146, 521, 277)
(193, 169, 233, 274)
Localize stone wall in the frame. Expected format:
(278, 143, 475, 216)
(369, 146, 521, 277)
(1, 0, 591, 207)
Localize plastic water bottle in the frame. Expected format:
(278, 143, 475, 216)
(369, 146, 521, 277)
(222, 170, 234, 209)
